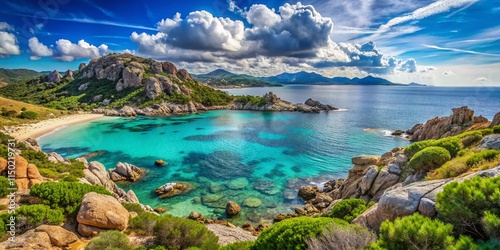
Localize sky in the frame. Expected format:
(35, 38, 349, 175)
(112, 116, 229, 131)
(0, 0, 499, 86)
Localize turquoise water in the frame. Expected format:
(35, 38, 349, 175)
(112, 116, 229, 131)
(38, 85, 500, 224)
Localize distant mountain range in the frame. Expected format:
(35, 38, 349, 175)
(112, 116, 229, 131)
(193, 69, 423, 87)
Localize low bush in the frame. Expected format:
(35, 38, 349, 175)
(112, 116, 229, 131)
(18, 110, 38, 119)
(85, 230, 134, 250)
(21, 149, 85, 180)
(253, 216, 346, 250)
(128, 211, 159, 235)
(466, 149, 500, 167)
(368, 213, 464, 250)
(306, 223, 376, 250)
(405, 137, 462, 158)
(0, 176, 13, 197)
(327, 198, 369, 223)
(408, 146, 451, 172)
(427, 149, 473, 180)
(220, 241, 254, 250)
(494, 125, 500, 134)
(482, 211, 500, 239)
(436, 176, 500, 240)
(153, 215, 219, 250)
(30, 182, 111, 217)
(16, 204, 64, 233)
(461, 133, 483, 147)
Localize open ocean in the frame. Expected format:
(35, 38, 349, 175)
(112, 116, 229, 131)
(38, 85, 500, 224)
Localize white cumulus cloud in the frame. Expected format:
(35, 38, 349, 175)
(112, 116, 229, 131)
(0, 31, 21, 58)
(0, 22, 13, 31)
(28, 37, 53, 60)
(53, 39, 109, 62)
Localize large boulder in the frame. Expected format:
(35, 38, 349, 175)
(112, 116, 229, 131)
(121, 62, 144, 89)
(35, 225, 79, 247)
(477, 134, 500, 150)
(490, 112, 500, 127)
(206, 224, 257, 246)
(298, 186, 318, 201)
(108, 162, 144, 182)
(352, 155, 380, 165)
(0, 229, 52, 249)
(77, 192, 129, 236)
(145, 77, 163, 100)
(162, 61, 178, 75)
(225, 201, 241, 216)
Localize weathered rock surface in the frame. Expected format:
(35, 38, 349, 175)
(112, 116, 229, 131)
(407, 106, 490, 141)
(35, 225, 79, 247)
(48, 70, 63, 82)
(77, 192, 129, 236)
(477, 134, 500, 150)
(47, 152, 67, 164)
(490, 112, 500, 127)
(155, 182, 191, 198)
(145, 76, 163, 99)
(206, 224, 257, 246)
(353, 165, 500, 231)
(64, 70, 74, 79)
(0, 229, 52, 249)
(11, 155, 44, 190)
(226, 201, 241, 216)
(108, 162, 144, 182)
(82, 161, 139, 203)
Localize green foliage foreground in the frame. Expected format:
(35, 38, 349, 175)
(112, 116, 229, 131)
(326, 198, 371, 223)
(408, 146, 451, 171)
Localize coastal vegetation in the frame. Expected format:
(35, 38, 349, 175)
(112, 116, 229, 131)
(326, 198, 373, 223)
(0, 96, 68, 125)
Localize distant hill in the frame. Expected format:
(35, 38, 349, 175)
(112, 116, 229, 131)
(408, 82, 428, 86)
(0, 68, 43, 85)
(260, 71, 400, 85)
(0, 96, 69, 126)
(193, 69, 281, 87)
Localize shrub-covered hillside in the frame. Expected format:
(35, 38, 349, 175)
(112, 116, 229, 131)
(0, 54, 235, 111)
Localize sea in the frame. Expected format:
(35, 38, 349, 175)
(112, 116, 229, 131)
(38, 85, 500, 224)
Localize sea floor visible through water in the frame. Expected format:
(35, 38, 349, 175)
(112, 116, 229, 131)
(38, 85, 500, 224)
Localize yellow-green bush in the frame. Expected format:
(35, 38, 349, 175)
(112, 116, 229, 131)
(405, 137, 462, 158)
(326, 198, 370, 223)
(408, 146, 451, 172)
(466, 150, 500, 167)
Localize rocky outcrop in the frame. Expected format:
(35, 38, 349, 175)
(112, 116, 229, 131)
(47, 152, 68, 164)
(145, 77, 163, 99)
(155, 182, 192, 198)
(162, 62, 178, 76)
(64, 70, 74, 79)
(82, 161, 140, 203)
(304, 98, 339, 111)
(353, 165, 500, 231)
(78, 82, 90, 91)
(79, 63, 87, 71)
(0, 229, 53, 249)
(7, 155, 45, 190)
(23, 138, 41, 151)
(108, 162, 144, 182)
(48, 70, 63, 82)
(77, 192, 129, 236)
(35, 225, 79, 247)
(407, 106, 491, 141)
(490, 112, 500, 128)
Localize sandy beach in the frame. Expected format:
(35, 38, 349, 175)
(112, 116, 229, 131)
(6, 113, 105, 141)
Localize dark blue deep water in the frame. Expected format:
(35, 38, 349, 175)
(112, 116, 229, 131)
(38, 85, 500, 224)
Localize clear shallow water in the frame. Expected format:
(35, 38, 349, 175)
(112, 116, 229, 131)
(38, 85, 500, 224)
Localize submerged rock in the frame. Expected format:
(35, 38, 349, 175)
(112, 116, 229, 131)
(227, 177, 249, 190)
(155, 182, 191, 198)
(243, 197, 262, 208)
(226, 201, 241, 216)
(154, 159, 166, 166)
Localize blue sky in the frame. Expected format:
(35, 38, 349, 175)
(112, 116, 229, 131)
(0, 0, 499, 85)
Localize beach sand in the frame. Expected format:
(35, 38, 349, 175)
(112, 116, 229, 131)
(7, 113, 104, 141)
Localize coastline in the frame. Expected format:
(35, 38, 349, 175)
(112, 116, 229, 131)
(6, 113, 105, 141)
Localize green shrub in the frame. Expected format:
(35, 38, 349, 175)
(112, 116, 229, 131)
(466, 150, 500, 167)
(18, 110, 39, 119)
(369, 213, 458, 250)
(153, 214, 219, 250)
(405, 137, 462, 158)
(436, 176, 500, 240)
(85, 230, 134, 250)
(327, 198, 369, 223)
(0, 212, 11, 238)
(21, 149, 85, 180)
(220, 241, 254, 250)
(30, 182, 111, 216)
(306, 223, 376, 250)
(0, 176, 13, 198)
(122, 202, 144, 214)
(461, 134, 483, 147)
(0, 132, 14, 146)
(482, 211, 500, 238)
(16, 204, 64, 233)
(482, 128, 494, 136)
(408, 146, 451, 172)
(478, 238, 500, 250)
(21, 149, 48, 162)
(129, 211, 159, 235)
(493, 125, 500, 134)
(253, 216, 346, 250)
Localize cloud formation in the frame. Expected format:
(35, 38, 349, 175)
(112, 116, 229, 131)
(28, 37, 53, 60)
(126, 2, 423, 76)
(54, 39, 108, 61)
(0, 31, 20, 58)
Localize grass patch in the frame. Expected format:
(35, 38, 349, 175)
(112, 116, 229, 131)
(0, 97, 69, 126)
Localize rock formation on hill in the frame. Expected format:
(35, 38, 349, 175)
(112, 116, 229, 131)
(48, 70, 63, 82)
(0, 155, 44, 190)
(406, 106, 491, 141)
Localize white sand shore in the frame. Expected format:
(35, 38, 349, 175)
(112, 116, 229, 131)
(6, 113, 105, 141)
